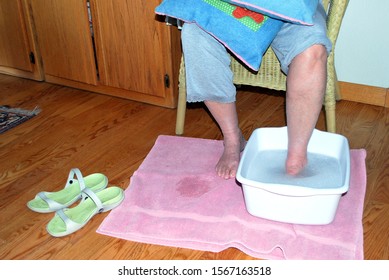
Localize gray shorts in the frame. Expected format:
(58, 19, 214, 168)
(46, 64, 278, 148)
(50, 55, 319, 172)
(181, 4, 332, 103)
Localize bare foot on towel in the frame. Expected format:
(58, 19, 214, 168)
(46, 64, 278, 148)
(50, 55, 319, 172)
(216, 131, 246, 180)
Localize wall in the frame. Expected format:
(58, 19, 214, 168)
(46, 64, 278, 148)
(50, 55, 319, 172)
(335, 0, 389, 88)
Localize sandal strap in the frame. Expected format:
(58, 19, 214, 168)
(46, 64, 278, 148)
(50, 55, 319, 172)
(82, 188, 104, 213)
(56, 208, 81, 228)
(37, 192, 66, 210)
(65, 168, 86, 191)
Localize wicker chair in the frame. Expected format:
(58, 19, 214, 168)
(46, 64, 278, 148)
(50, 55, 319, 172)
(175, 0, 349, 135)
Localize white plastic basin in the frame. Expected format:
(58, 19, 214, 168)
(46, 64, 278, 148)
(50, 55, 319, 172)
(236, 127, 350, 225)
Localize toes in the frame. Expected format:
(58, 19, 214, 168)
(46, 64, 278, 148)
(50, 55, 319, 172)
(216, 164, 237, 180)
(286, 165, 303, 175)
(285, 155, 307, 175)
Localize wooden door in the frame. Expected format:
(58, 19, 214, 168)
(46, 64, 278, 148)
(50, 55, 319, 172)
(91, 0, 176, 100)
(29, 0, 97, 85)
(0, 0, 43, 80)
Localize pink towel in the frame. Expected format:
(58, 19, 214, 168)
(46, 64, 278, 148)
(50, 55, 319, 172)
(97, 135, 366, 259)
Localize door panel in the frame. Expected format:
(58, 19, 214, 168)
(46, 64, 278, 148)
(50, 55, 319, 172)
(0, 0, 43, 80)
(92, 0, 171, 96)
(29, 0, 97, 84)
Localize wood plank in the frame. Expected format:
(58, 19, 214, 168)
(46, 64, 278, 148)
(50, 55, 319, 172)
(339, 81, 388, 107)
(386, 88, 389, 108)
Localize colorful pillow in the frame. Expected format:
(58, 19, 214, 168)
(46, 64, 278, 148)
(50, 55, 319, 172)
(155, 0, 284, 71)
(221, 0, 319, 25)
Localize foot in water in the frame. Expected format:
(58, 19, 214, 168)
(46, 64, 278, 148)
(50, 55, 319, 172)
(285, 151, 307, 175)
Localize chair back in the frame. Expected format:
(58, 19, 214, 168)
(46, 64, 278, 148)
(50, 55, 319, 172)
(322, 0, 330, 10)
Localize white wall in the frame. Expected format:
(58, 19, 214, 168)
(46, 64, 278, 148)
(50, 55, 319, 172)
(335, 0, 389, 88)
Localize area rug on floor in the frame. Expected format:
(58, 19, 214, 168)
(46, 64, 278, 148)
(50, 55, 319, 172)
(0, 105, 40, 134)
(97, 135, 367, 260)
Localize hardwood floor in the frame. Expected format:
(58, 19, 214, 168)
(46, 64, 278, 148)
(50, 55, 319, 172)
(0, 73, 388, 260)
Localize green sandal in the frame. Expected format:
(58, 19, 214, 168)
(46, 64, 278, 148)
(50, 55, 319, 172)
(27, 168, 108, 213)
(46, 186, 124, 237)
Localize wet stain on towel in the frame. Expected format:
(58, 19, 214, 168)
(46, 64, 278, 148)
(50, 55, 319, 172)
(176, 177, 211, 198)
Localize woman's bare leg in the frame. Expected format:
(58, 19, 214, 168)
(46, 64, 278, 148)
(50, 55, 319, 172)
(285, 44, 327, 175)
(204, 100, 246, 180)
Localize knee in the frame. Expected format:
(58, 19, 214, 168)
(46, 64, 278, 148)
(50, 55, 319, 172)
(300, 44, 328, 67)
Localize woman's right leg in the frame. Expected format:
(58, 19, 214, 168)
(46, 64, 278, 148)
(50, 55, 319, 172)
(181, 23, 245, 179)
